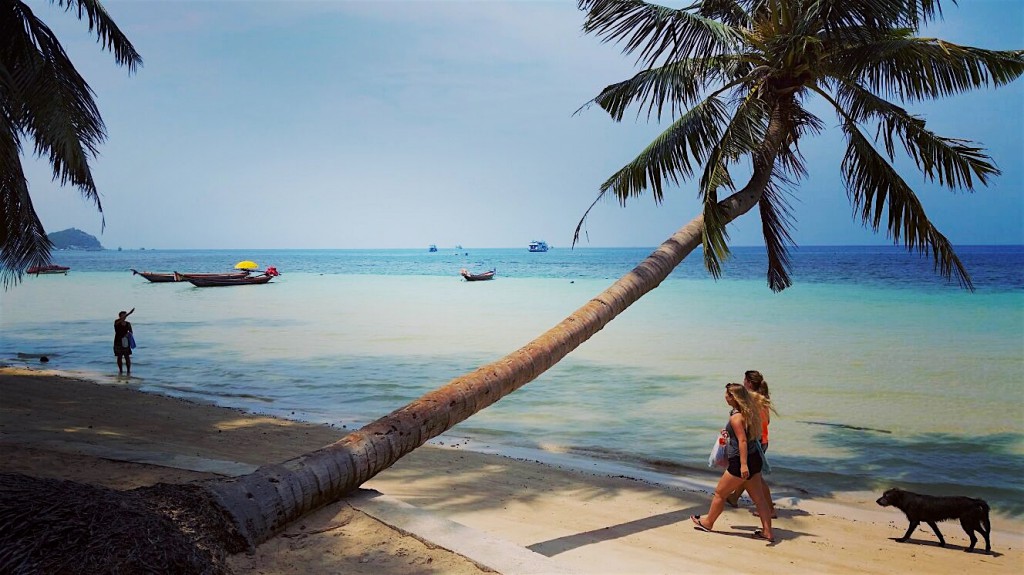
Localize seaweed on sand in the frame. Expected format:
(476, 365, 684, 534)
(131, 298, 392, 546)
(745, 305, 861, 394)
(0, 473, 246, 575)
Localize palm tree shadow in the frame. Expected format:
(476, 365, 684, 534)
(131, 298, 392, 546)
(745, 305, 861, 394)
(526, 508, 694, 557)
(526, 507, 815, 556)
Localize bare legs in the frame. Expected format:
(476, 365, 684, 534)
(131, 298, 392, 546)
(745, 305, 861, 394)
(728, 479, 776, 517)
(695, 471, 774, 541)
(117, 355, 131, 376)
(745, 474, 774, 539)
(755, 479, 775, 518)
(699, 472, 745, 529)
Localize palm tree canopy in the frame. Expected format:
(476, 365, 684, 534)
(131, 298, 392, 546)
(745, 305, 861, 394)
(576, 0, 1024, 291)
(0, 0, 141, 286)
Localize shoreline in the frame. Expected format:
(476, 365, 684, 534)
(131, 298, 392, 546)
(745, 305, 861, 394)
(2, 367, 1022, 574)
(13, 365, 1021, 512)
(0, 366, 889, 505)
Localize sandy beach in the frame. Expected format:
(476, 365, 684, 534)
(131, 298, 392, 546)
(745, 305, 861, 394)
(1, 367, 1021, 574)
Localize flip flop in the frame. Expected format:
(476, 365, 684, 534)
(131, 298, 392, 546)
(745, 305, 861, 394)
(691, 515, 712, 533)
(752, 529, 775, 543)
(752, 510, 779, 519)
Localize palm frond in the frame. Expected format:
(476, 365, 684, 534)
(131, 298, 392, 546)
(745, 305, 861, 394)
(577, 0, 739, 66)
(840, 120, 973, 289)
(7, 0, 103, 203)
(697, 90, 769, 276)
(694, 0, 750, 27)
(597, 96, 731, 204)
(757, 178, 797, 292)
(803, 0, 949, 33)
(0, 118, 52, 287)
(579, 56, 744, 122)
(580, 60, 705, 122)
(53, 0, 142, 72)
(836, 82, 1000, 190)
(835, 34, 1024, 102)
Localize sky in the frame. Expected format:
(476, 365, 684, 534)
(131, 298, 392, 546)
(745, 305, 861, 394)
(23, 0, 1024, 250)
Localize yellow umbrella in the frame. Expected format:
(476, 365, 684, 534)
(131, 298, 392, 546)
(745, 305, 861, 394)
(234, 260, 258, 270)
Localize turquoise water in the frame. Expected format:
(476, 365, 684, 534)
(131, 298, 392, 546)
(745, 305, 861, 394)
(2, 246, 1022, 513)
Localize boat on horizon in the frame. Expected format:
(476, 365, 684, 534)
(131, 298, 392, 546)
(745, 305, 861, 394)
(27, 264, 70, 275)
(528, 240, 549, 252)
(428, 244, 438, 252)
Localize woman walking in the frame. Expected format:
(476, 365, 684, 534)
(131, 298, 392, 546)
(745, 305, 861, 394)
(726, 370, 776, 517)
(692, 383, 775, 542)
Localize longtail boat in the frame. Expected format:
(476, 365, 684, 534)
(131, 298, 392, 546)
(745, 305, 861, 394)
(132, 269, 252, 283)
(460, 268, 496, 281)
(186, 267, 279, 287)
(27, 264, 70, 275)
(131, 269, 177, 282)
(173, 271, 251, 282)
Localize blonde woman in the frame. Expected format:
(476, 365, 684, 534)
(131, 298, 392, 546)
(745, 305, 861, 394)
(692, 383, 775, 542)
(726, 370, 777, 517)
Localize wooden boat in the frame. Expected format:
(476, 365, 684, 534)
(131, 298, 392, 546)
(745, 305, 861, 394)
(461, 268, 496, 281)
(131, 269, 177, 282)
(172, 270, 251, 282)
(27, 264, 70, 275)
(131, 269, 250, 282)
(186, 268, 278, 287)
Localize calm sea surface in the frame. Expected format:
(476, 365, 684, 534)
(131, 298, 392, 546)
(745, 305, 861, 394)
(2, 246, 1022, 513)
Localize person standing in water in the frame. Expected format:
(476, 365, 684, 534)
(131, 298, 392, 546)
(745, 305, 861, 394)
(114, 308, 135, 376)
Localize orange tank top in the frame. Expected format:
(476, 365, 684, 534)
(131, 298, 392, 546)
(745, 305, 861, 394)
(760, 408, 769, 445)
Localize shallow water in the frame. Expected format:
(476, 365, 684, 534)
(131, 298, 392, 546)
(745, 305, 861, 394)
(2, 246, 1022, 513)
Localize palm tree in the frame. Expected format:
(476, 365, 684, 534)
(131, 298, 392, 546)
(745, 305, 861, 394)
(0, 0, 141, 287)
(198, 0, 1023, 548)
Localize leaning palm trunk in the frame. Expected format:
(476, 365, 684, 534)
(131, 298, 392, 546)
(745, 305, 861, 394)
(204, 148, 779, 547)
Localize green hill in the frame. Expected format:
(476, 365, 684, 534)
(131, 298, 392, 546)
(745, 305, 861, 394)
(48, 228, 103, 250)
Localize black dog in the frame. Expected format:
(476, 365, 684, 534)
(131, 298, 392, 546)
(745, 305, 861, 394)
(876, 488, 991, 553)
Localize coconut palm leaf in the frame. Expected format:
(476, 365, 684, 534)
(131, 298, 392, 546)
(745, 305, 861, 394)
(576, 0, 1022, 290)
(697, 89, 769, 276)
(838, 34, 1024, 101)
(607, 96, 730, 203)
(835, 82, 1000, 190)
(0, 117, 52, 286)
(581, 58, 716, 122)
(0, 0, 140, 285)
(579, 0, 740, 66)
(51, 0, 141, 71)
(757, 178, 796, 291)
(572, 97, 729, 245)
(841, 119, 972, 288)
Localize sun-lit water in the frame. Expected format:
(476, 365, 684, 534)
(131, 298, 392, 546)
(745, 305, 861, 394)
(2, 246, 1022, 513)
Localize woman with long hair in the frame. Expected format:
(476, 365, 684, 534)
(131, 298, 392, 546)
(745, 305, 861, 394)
(726, 370, 777, 517)
(692, 383, 774, 542)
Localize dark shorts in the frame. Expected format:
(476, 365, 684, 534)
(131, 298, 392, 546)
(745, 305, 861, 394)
(727, 449, 763, 478)
(114, 342, 131, 357)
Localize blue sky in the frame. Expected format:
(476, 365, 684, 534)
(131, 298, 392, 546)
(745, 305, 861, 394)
(24, 0, 1024, 250)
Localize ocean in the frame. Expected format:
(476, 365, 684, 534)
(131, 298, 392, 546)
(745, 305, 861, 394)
(2, 245, 1022, 514)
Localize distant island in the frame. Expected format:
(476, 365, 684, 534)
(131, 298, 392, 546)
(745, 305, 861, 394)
(48, 228, 103, 250)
